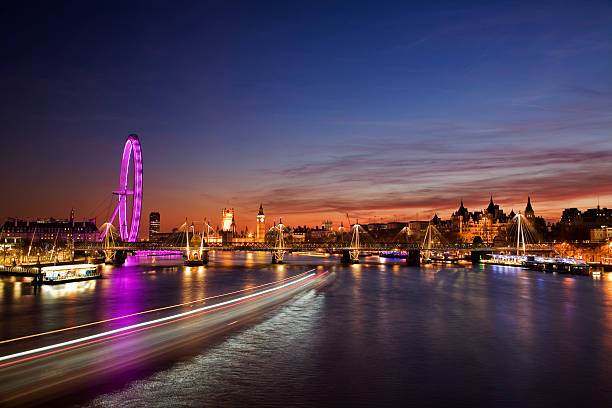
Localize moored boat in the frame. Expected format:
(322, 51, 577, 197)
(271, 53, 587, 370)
(481, 254, 527, 266)
(524, 256, 590, 276)
(379, 251, 409, 259)
(429, 253, 459, 264)
(34, 264, 101, 285)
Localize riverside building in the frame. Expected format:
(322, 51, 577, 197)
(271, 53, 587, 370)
(149, 212, 160, 240)
(1, 209, 99, 242)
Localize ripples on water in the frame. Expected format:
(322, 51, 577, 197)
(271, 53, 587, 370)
(2, 252, 612, 407)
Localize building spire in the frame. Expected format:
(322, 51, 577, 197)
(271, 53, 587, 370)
(525, 196, 534, 218)
(486, 195, 496, 215)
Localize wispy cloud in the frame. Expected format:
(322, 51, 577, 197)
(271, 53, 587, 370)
(244, 105, 612, 222)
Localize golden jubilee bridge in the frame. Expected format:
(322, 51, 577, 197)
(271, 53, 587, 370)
(68, 134, 554, 267)
(76, 219, 556, 267)
(74, 239, 556, 266)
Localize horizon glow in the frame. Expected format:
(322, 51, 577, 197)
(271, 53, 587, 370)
(0, 2, 611, 234)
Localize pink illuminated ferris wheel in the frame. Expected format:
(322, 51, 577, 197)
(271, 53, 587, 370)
(107, 134, 143, 242)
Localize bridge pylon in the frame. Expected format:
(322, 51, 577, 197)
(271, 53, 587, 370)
(100, 222, 127, 265)
(271, 218, 285, 264)
(184, 219, 208, 266)
(341, 219, 361, 264)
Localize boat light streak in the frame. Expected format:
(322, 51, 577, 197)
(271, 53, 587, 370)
(0, 271, 326, 366)
(0, 269, 314, 345)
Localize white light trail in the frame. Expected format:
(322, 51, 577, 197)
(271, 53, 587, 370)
(0, 272, 317, 363)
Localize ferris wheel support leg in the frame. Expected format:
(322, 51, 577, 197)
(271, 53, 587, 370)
(108, 203, 120, 225)
(100, 204, 120, 240)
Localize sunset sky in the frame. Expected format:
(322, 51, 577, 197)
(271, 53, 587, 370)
(1, 1, 612, 234)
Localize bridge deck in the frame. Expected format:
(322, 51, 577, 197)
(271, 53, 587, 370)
(76, 243, 556, 253)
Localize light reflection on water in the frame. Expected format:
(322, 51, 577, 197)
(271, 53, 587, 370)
(2, 253, 612, 406)
(85, 290, 324, 408)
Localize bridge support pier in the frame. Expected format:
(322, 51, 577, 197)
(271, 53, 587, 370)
(405, 249, 420, 266)
(272, 251, 284, 264)
(106, 250, 127, 266)
(202, 250, 209, 264)
(470, 249, 491, 265)
(341, 249, 359, 264)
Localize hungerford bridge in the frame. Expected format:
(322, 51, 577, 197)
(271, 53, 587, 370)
(77, 240, 555, 266)
(85, 134, 554, 266)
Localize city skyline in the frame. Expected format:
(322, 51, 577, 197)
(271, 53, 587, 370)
(1, 1, 611, 233)
(2, 3, 612, 406)
(1, 193, 603, 237)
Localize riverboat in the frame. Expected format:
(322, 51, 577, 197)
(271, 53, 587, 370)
(379, 251, 409, 259)
(524, 256, 590, 276)
(481, 254, 527, 266)
(35, 264, 101, 285)
(429, 253, 459, 264)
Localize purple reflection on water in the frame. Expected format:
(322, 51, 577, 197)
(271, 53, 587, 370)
(133, 250, 184, 256)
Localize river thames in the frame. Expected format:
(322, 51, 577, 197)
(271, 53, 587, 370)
(1, 252, 612, 407)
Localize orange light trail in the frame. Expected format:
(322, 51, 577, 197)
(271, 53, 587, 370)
(0, 269, 314, 345)
(0, 270, 328, 368)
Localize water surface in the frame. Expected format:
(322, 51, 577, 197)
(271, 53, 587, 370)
(2, 252, 612, 406)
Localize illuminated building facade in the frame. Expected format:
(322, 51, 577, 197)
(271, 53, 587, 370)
(221, 208, 236, 243)
(590, 226, 612, 242)
(222, 208, 234, 232)
(1, 209, 99, 242)
(149, 212, 160, 240)
(448, 198, 509, 244)
(256, 204, 265, 242)
(444, 197, 545, 244)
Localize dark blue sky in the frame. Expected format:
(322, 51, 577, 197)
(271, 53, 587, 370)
(1, 1, 611, 231)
